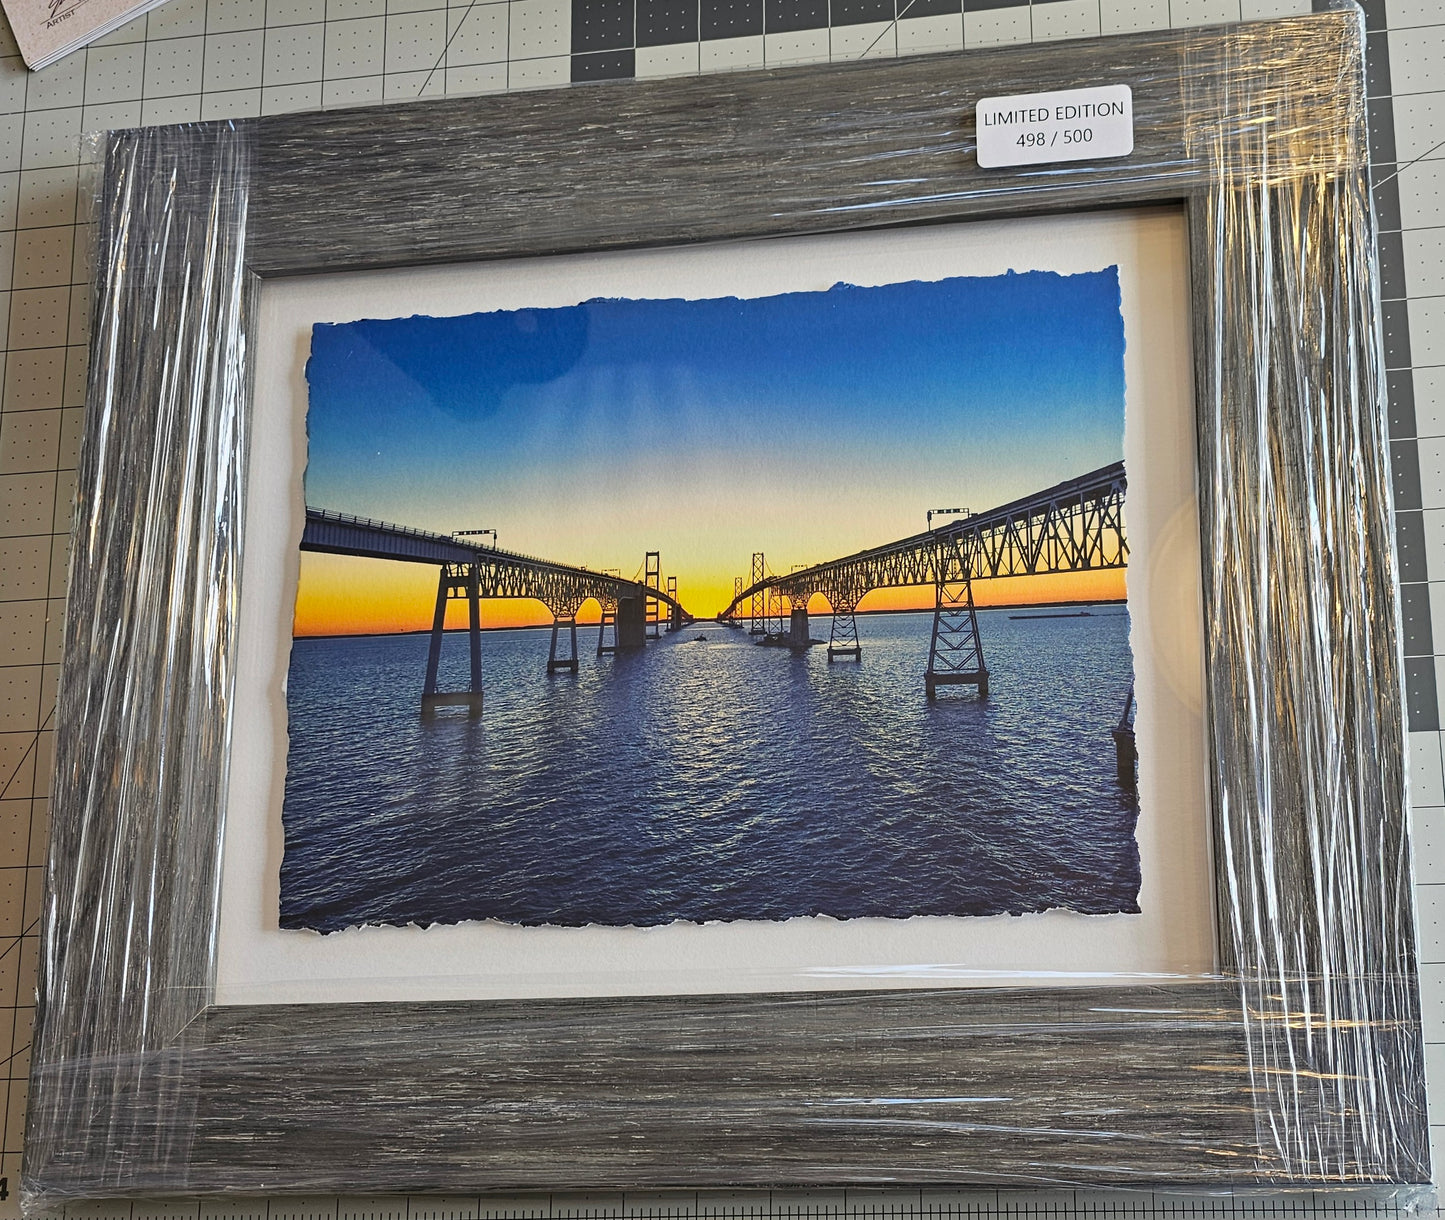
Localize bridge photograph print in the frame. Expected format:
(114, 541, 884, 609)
(217, 209, 1214, 1004)
(284, 264, 1138, 934)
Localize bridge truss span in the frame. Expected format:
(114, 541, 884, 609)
(301, 507, 692, 714)
(720, 461, 1128, 695)
(968, 462, 1127, 580)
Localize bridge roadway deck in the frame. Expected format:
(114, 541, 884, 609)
(301, 507, 688, 618)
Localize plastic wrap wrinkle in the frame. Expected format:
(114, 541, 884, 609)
(1183, 22, 1419, 1179)
(28, 122, 252, 1194)
(20, 8, 1430, 1207)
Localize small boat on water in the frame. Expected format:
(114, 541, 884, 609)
(1009, 609, 1095, 620)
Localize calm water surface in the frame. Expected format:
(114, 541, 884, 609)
(280, 610, 1140, 931)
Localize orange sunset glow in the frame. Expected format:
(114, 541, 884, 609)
(292, 551, 1127, 638)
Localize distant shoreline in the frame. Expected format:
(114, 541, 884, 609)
(294, 597, 1128, 642)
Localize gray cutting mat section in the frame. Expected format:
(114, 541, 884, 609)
(0, 0, 1442, 1213)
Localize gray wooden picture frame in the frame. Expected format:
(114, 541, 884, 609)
(22, 5, 1429, 1207)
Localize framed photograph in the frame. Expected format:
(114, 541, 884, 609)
(220, 206, 1210, 1006)
(24, 6, 1428, 1205)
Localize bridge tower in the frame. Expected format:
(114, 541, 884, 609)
(667, 575, 681, 631)
(645, 551, 661, 639)
(926, 534, 988, 698)
(422, 562, 483, 717)
(597, 568, 621, 655)
(750, 553, 766, 635)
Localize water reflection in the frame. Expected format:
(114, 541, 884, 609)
(280, 610, 1140, 932)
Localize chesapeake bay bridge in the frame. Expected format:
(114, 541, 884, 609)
(720, 462, 1127, 697)
(301, 510, 691, 716)
(302, 459, 1126, 715)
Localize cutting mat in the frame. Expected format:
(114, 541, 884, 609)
(1, 0, 1442, 1213)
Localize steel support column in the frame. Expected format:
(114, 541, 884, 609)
(597, 598, 618, 655)
(765, 585, 786, 638)
(925, 536, 988, 698)
(597, 570, 621, 655)
(548, 615, 580, 673)
(466, 565, 482, 695)
(827, 593, 861, 660)
(422, 564, 448, 700)
(421, 562, 484, 717)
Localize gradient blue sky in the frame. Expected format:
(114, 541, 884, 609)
(300, 269, 1126, 629)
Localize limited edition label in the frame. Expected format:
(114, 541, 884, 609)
(975, 84, 1134, 169)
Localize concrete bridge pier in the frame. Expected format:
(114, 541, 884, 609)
(670, 603, 683, 632)
(788, 606, 810, 648)
(548, 615, 579, 673)
(616, 596, 647, 649)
